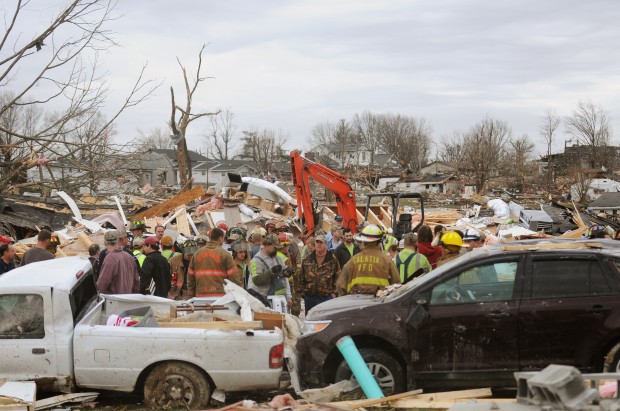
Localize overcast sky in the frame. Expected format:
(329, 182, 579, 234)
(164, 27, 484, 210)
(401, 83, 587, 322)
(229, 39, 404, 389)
(16, 0, 620, 157)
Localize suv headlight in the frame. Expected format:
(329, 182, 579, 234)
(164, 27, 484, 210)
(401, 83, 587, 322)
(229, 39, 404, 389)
(302, 320, 332, 335)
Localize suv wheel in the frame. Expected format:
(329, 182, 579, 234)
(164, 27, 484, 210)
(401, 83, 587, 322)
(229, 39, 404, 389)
(334, 348, 405, 398)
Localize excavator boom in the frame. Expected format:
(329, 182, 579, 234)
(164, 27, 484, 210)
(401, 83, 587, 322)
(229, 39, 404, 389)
(290, 151, 358, 236)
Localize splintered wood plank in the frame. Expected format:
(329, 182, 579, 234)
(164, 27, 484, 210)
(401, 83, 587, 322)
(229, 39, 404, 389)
(367, 208, 387, 231)
(501, 242, 603, 251)
(174, 207, 191, 237)
(159, 321, 263, 330)
(380, 206, 393, 226)
(131, 186, 206, 220)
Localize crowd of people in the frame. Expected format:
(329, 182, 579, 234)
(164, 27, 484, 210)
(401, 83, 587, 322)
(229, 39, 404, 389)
(2, 217, 612, 314)
(82, 217, 494, 315)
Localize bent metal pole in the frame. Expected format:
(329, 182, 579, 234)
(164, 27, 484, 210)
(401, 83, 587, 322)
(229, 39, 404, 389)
(336, 336, 385, 399)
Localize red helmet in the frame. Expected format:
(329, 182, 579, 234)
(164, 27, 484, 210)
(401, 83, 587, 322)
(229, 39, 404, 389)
(277, 232, 288, 244)
(216, 221, 229, 232)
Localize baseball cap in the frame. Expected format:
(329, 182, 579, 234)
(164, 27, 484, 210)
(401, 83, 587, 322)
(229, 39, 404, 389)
(315, 234, 327, 243)
(264, 233, 283, 249)
(0, 235, 14, 244)
(161, 235, 174, 246)
(104, 230, 120, 243)
(143, 236, 159, 247)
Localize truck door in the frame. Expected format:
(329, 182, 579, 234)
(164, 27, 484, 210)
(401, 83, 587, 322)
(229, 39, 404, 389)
(0, 287, 58, 386)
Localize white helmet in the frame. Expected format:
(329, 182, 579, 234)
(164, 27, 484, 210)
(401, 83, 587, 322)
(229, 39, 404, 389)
(354, 224, 384, 243)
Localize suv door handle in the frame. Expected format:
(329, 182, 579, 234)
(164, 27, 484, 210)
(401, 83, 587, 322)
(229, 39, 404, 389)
(587, 305, 611, 314)
(486, 311, 510, 318)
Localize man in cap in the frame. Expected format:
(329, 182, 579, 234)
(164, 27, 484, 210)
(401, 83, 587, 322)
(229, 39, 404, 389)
(338, 224, 400, 296)
(187, 228, 239, 298)
(132, 237, 146, 267)
(250, 231, 263, 258)
(394, 232, 431, 283)
(160, 235, 178, 260)
(248, 234, 290, 301)
(129, 220, 147, 244)
(97, 230, 140, 294)
(139, 237, 171, 297)
(299, 233, 340, 312)
(169, 239, 199, 300)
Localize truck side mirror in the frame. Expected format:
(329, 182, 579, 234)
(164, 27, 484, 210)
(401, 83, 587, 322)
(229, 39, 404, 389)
(405, 304, 429, 331)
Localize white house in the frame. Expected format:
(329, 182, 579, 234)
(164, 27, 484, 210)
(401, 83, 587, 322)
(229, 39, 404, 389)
(571, 178, 620, 202)
(377, 173, 461, 194)
(193, 160, 259, 188)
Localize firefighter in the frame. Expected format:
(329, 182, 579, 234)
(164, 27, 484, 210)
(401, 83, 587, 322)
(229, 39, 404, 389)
(338, 224, 399, 296)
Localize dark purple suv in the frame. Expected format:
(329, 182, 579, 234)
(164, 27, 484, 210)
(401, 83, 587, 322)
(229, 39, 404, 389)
(296, 239, 620, 394)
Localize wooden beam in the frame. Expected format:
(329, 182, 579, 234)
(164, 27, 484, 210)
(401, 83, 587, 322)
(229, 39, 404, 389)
(367, 208, 387, 231)
(159, 320, 263, 330)
(380, 206, 393, 226)
(131, 186, 206, 220)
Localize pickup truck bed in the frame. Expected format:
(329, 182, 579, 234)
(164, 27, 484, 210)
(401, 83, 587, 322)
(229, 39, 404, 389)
(0, 257, 284, 409)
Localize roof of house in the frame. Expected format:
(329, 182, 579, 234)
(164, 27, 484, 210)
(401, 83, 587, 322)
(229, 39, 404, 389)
(589, 192, 620, 208)
(421, 160, 458, 170)
(149, 148, 209, 163)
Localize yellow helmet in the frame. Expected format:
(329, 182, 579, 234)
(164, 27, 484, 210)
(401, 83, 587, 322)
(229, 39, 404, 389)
(354, 224, 384, 243)
(441, 231, 468, 248)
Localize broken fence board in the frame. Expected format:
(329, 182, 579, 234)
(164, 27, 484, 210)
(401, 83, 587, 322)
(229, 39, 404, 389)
(159, 320, 263, 330)
(131, 186, 206, 221)
(34, 392, 98, 410)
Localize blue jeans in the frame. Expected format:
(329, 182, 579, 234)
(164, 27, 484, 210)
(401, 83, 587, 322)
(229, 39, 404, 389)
(304, 295, 332, 313)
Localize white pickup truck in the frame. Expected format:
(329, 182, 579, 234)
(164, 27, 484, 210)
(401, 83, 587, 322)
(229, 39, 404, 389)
(0, 257, 284, 409)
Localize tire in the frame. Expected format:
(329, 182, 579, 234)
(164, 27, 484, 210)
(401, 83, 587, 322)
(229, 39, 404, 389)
(334, 348, 405, 398)
(603, 343, 620, 372)
(143, 362, 212, 409)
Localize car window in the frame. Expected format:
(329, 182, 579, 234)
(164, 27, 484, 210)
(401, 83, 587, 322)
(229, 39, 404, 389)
(531, 259, 610, 299)
(70, 268, 97, 324)
(0, 294, 45, 339)
(430, 261, 518, 305)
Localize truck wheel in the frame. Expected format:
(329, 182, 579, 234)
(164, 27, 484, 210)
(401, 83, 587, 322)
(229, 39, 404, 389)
(334, 348, 405, 398)
(144, 362, 212, 409)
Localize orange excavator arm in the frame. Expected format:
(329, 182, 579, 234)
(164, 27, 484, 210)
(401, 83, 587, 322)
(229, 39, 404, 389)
(290, 151, 358, 236)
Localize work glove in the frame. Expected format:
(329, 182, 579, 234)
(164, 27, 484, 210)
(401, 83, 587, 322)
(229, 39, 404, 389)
(271, 264, 282, 274)
(282, 267, 294, 277)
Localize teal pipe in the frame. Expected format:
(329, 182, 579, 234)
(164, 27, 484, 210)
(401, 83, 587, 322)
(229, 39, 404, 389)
(336, 336, 384, 399)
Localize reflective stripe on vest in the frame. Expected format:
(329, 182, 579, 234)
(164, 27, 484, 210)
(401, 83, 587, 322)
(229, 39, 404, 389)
(347, 276, 390, 292)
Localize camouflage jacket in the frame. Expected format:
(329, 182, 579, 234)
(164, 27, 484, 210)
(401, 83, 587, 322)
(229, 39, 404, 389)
(299, 250, 340, 297)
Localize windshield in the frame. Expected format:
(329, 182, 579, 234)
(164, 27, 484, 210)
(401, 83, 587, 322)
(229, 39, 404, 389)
(384, 249, 481, 301)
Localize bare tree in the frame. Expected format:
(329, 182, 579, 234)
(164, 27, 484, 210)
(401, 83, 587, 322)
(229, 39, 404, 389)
(308, 121, 336, 149)
(569, 165, 593, 203)
(352, 111, 381, 166)
(204, 108, 236, 160)
(378, 113, 432, 172)
(0, 0, 157, 194)
(240, 128, 288, 176)
(507, 134, 535, 192)
(539, 108, 561, 187)
(169, 44, 218, 192)
(137, 127, 175, 150)
(565, 100, 612, 169)
(440, 133, 465, 167)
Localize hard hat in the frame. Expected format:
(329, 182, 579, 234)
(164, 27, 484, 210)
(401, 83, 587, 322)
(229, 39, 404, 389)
(181, 239, 199, 255)
(353, 224, 384, 243)
(441, 231, 468, 248)
(129, 220, 146, 231)
(160, 235, 174, 247)
(278, 232, 289, 245)
(233, 242, 249, 253)
(216, 221, 229, 232)
(276, 221, 289, 230)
